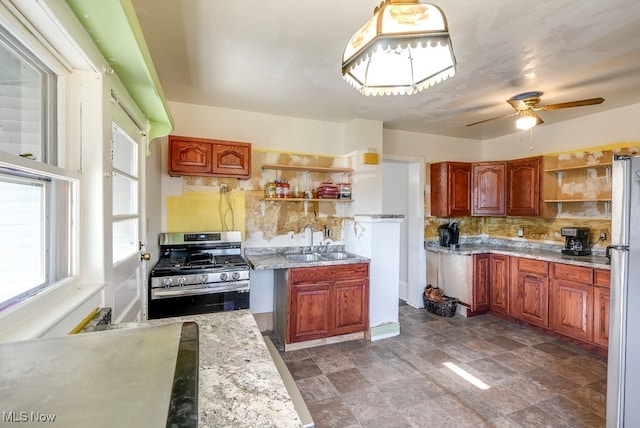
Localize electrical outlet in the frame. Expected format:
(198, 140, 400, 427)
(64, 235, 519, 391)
(220, 183, 227, 191)
(517, 227, 524, 237)
(600, 231, 607, 240)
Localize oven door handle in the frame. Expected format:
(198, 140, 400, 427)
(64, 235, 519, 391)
(151, 281, 250, 299)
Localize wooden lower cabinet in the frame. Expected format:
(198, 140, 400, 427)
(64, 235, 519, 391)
(334, 278, 369, 335)
(490, 254, 510, 314)
(593, 268, 611, 348)
(593, 286, 610, 347)
(287, 263, 369, 344)
(473, 254, 490, 312)
(510, 258, 549, 328)
(550, 278, 594, 342)
(288, 281, 332, 343)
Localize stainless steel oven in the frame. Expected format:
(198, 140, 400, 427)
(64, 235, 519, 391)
(148, 231, 250, 319)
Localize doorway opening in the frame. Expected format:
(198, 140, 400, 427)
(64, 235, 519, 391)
(382, 156, 426, 307)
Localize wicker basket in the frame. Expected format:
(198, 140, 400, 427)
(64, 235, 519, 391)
(423, 295, 458, 317)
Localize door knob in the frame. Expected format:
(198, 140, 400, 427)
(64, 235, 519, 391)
(140, 252, 151, 261)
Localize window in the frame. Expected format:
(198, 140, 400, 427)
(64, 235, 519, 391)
(0, 25, 74, 311)
(0, 28, 56, 164)
(112, 122, 139, 264)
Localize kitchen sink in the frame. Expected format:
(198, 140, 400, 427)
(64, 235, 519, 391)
(286, 253, 322, 262)
(320, 252, 356, 260)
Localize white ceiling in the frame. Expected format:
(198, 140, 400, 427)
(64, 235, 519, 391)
(131, 0, 640, 140)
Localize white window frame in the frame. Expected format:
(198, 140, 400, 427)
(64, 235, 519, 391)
(0, 2, 95, 340)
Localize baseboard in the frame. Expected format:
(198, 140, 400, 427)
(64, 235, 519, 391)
(284, 331, 365, 352)
(370, 322, 400, 341)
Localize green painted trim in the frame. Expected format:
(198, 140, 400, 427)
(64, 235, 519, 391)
(66, 0, 174, 144)
(370, 322, 400, 341)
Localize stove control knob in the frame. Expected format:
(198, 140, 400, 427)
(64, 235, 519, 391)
(178, 276, 186, 286)
(199, 274, 208, 284)
(232, 272, 240, 281)
(220, 272, 228, 282)
(163, 278, 173, 288)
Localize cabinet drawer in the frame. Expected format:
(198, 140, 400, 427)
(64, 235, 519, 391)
(517, 258, 548, 275)
(289, 263, 368, 283)
(594, 269, 611, 288)
(552, 263, 593, 283)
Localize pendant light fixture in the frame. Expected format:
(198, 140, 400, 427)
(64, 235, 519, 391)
(342, 0, 456, 96)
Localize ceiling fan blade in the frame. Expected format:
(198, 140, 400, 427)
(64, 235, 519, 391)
(466, 111, 518, 127)
(538, 97, 604, 111)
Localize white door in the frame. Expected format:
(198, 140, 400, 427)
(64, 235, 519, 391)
(109, 102, 148, 323)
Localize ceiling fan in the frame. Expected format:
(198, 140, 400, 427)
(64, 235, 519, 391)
(466, 91, 605, 130)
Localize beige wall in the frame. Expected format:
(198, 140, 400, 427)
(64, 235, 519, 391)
(482, 102, 640, 160)
(383, 128, 481, 162)
(155, 99, 640, 247)
(167, 101, 348, 155)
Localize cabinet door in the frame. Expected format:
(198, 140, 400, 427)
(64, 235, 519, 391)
(472, 254, 490, 312)
(507, 157, 541, 216)
(515, 272, 549, 328)
(169, 136, 213, 176)
(334, 278, 369, 335)
(490, 254, 510, 314)
(593, 286, 610, 347)
(212, 141, 251, 178)
(550, 279, 594, 342)
(288, 281, 332, 343)
(430, 162, 471, 216)
(472, 162, 506, 216)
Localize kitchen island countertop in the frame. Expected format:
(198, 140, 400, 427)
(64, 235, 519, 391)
(116, 311, 302, 427)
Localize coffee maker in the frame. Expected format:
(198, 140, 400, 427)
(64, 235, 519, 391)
(561, 227, 591, 256)
(439, 222, 459, 247)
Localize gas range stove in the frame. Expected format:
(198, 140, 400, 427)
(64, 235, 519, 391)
(149, 231, 250, 301)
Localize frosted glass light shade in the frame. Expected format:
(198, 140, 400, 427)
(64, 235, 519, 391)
(342, 1, 456, 96)
(516, 115, 538, 130)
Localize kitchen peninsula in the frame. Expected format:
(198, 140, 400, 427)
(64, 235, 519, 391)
(123, 311, 305, 427)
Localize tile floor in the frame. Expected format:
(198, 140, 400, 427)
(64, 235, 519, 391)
(272, 303, 608, 427)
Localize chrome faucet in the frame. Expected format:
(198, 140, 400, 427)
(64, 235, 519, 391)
(302, 224, 314, 254)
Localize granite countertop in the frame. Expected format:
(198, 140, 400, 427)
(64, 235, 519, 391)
(246, 247, 370, 270)
(116, 311, 302, 428)
(426, 241, 611, 270)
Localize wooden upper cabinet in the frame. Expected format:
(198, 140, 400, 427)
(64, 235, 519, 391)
(430, 162, 471, 217)
(169, 137, 213, 176)
(472, 162, 506, 216)
(507, 156, 542, 216)
(211, 141, 251, 178)
(168, 135, 251, 179)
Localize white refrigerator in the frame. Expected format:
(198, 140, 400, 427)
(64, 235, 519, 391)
(607, 155, 640, 427)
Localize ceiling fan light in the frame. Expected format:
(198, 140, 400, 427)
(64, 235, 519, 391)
(341, 1, 456, 96)
(516, 114, 537, 130)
